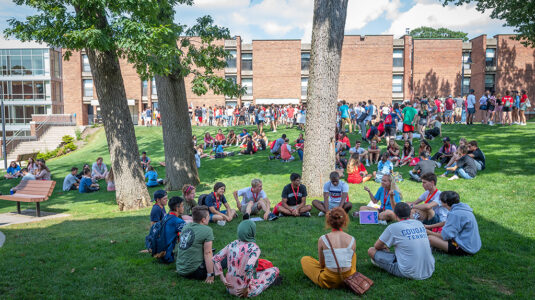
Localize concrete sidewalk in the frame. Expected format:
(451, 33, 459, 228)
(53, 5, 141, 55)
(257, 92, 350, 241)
(0, 209, 70, 228)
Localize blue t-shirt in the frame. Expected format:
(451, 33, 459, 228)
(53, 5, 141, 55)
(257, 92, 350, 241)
(366, 105, 374, 115)
(145, 170, 159, 187)
(150, 204, 166, 222)
(162, 214, 186, 263)
(79, 177, 94, 193)
(339, 105, 350, 119)
(374, 187, 401, 211)
(377, 160, 394, 174)
(204, 192, 227, 211)
(7, 165, 21, 175)
(213, 145, 224, 154)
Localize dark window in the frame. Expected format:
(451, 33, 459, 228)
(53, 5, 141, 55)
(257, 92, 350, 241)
(301, 53, 310, 71)
(392, 75, 403, 93)
(485, 49, 496, 67)
(393, 49, 403, 67)
(226, 50, 236, 68)
(241, 53, 252, 71)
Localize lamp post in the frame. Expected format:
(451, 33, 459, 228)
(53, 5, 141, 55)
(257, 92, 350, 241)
(1, 84, 7, 169)
(461, 55, 473, 96)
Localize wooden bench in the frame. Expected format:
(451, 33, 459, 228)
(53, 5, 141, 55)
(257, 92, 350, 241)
(0, 180, 56, 217)
(16, 152, 38, 167)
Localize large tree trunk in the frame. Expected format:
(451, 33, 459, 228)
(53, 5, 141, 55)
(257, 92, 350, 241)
(302, 0, 348, 197)
(155, 74, 200, 190)
(86, 48, 151, 210)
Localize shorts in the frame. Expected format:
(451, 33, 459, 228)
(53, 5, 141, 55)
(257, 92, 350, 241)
(487, 105, 495, 111)
(454, 107, 462, 116)
(272, 202, 301, 215)
(422, 213, 441, 225)
(209, 210, 227, 222)
(373, 250, 405, 278)
(448, 240, 470, 256)
(403, 124, 414, 133)
(467, 108, 476, 114)
(520, 104, 527, 111)
(444, 110, 453, 117)
(385, 126, 396, 137)
(503, 106, 511, 112)
(240, 202, 260, 214)
(479, 105, 487, 111)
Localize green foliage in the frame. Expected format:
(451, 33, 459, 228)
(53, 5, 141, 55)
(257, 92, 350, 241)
(442, 0, 535, 47)
(75, 129, 82, 141)
(37, 141, 77, 161)
(410, 26, 468, 41)
(62, 135, 74, 144)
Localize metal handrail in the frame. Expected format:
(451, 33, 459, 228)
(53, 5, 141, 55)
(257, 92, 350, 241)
(4, 114, 54, 149)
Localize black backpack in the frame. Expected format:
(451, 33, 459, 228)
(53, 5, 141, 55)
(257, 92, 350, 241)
(198, 194, 209, 206)
(145, 215, 172, 258)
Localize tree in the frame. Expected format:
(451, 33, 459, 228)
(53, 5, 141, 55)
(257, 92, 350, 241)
(442, 0, 535, 47)
(302, 0, 348, 197)
(5, 1, 151, 210)
(115, 1, 244, 190)
(410, 26, 468, 41)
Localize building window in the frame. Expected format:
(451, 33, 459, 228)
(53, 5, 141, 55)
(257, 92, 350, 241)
(241, 78, 252, 95)
(226, 50, 236, 68)
(301, 77, 308, 97)
(0, 49, 46, 76)
(82, 54, 91, 72)
(392, 75, 403, 93)
(225, 75, 237, 84)
(485, 74, 495, 91)
(83, 79, 93, 97)
(142, 80, 148, 97)
(301, 53, 310, 71)
(463, 52, 471, 70)
(151, 78, 157, 95)
(241, 53, 252, 71)
(462, 78, 470, 95)
(485, 48, 496, 67)
(53, 51, 61, 78)
(393, 49, 403, 67)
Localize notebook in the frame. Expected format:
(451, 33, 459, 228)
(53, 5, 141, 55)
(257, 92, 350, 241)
(359, 211, 379, 224)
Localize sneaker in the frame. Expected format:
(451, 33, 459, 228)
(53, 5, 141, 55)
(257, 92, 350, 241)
(272, 274, 283, 286)
(243, 213, 250, 220)
(412, 212, 421, 220)
(300, 212, 311, 217)
(278, 213, 284, 217)
(370, 259, 378, 266)
(366, 162, 370, 167)
(378, 220, 387, 225)
(521, 123, 527, 126)
(352, 211, 359, 218)
(216, 220, 226, 226)
(318, 211, 325, 217)
(268, 213, 279, 221)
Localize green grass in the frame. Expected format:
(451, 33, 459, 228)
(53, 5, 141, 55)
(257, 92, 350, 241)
(0, 123, 534, 299)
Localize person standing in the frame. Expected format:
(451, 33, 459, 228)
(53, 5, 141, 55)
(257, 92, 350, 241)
(402, 103, 417, 143)
(466, 89, 476, 125)
(479, 90, 489, 125)
(339, 100, 352, 133)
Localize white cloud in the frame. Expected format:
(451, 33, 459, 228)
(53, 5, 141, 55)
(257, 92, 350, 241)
(346, 0, 401, 31)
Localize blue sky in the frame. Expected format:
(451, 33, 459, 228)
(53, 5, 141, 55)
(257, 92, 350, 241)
(0, 0, 515, 42)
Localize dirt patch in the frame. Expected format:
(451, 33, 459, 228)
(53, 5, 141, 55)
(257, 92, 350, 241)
(472, 277, 513, 295)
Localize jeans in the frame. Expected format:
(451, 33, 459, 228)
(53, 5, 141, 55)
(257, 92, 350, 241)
(461, 109, 466, 123)
(227, 116, 233, 126)
(297, 149, 303, 160)
(474, 160, 483, 171)
(455, 168, 473, 179)
(409, 170, 421, 181)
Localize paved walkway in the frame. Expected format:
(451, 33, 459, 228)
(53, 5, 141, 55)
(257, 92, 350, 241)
(0, 209, 70, 228)
(0, 231, 5, 248)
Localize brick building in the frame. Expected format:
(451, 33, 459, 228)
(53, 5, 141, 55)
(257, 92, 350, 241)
(61, 34, 535, 125)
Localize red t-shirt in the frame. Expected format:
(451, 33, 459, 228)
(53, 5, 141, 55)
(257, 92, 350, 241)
(502, 96, 513, 107)
(340, 136, 351, 148)
(445, 98, 454, 110)
(521, 94, 528, 104)
(377, 122, 385, 134)
(288, 107, 294, 118)
(435, 99, 442, 112)
(347, 163, 367, 184)
(216, 133, 225, 141)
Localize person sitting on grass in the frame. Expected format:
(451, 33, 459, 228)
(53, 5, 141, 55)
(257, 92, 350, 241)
(365, 122, 380, 143)
(4, 161, 22, 179)
(399, 141, 414, 167)
(150, 190, 168, 225)
(336, 131, 351, 153)
(444, 138, 467, 169)
(237, 129, 250, 146)
(407, 173, 447, 226)
(226, 130, 237, 146)
(367, 140, 381, 166)
(349, 140, 367, 163)
(468, 140, 485, 171)
(145, 165, 162, 187)
(270, 134, 286, 157)
(157, 196, 187, 264)
(240, 135, 257, 155)
(441, 146, 477, 180)
(140, 151, 151, 171)
(35, 159, 52, 180)
(214, 220, 281, 297)
(431, 137, 457, 168)
(204, 182, 236, 223)
(63, 167, 80, 191)
(367, 202, 435, 280)
(176, 206, 219, 283)
(374, 153, 393, 183)
(106, 168, 115, 192)
(358, 174, 401, 222)
(426, 191, 481, 256)
(233, 179, 277, 221)
(77, 164, 90, 180)
(313, 171, 352, 216)
(346, 153, 372, 184)
(215, 128, 226, 146)
(10, 168, 36, 193)
(301, 208, 357, 289)
(424, 116, 442, 140)
(79, 168, 100, 194)
(210, 143, 229, 159)
(418, 140, 432, 158)
(386, 139, 400, 167)
(27, 157, 38, 174)
(409, 152, 435, 182)
(280, 138, 295, 162)
(273, 173, 312, 217)
(180, 184, 197, 222)
(204, 132, 215, 149)
(91, 157, 108, 180)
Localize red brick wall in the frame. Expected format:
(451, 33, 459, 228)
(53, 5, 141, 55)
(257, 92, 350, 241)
(412, 39, 463, 98)
(62, 50, 87, 125)
(338, 35, 393, 105)
(252, 40, 301, 101)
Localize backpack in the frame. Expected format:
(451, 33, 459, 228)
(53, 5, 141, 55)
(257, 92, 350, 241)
(385, 114, 393, 125)
(198, 194, 209, 206)
(357, 112, 368, 123)
(145, 214, 172, 257)
(252, 142, 258, 153)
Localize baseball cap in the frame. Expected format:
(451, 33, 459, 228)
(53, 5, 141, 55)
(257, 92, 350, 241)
(442, 137, 451, 142)
(153, 190, 167, 201)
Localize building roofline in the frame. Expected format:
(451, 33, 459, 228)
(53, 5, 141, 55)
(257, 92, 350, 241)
(470, 34, 487, 41)
(252, 39, 301, 42)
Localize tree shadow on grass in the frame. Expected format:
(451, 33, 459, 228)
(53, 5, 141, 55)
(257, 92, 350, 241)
(0, 212, 533, 299)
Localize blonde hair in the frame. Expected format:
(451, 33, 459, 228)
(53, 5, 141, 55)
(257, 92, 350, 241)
(383, 174, 403, 200)
(347, 153, 360, 173)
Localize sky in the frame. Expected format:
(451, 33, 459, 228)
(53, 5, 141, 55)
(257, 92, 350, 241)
(0, 0, 515, 43)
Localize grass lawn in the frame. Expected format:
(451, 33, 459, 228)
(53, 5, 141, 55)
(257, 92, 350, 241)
(0, 123, 534, 299)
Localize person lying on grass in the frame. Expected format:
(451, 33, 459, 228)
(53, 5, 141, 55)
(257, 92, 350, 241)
(204, 182, 236, 223)
(313, 171, 352, 216)
(79, 168, 100, 194)
(63, 167, 80, 191)
(233, 179, 277, 221)
(272, 173, 312, 217)
(368, 202, 435, 280)
(358, 174, 400, 221)
(406, 173, 447, 226)
(301, 207, 357, 289)
(427, 191, 481, 256)
(214, 220, 281, 297)
(150, 190, 168, 225)
(441, 145, 477, 180)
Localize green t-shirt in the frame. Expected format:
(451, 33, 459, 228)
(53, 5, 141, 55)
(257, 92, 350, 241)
(176, 222, 214, 275)
(402, 106, 418, 125)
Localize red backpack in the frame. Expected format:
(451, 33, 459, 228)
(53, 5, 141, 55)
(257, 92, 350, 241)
(385, 114, 393, 125)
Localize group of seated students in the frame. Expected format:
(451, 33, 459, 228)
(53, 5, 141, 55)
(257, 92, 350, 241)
(268, 133, 304, 162)
(7, 158, 52, 194)
(194, 128, 270, 159)
(62, 157, 113, 193)
(146, 170, 481, 296)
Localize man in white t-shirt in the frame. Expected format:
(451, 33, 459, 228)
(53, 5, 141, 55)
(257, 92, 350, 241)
(349, 140, 367, 162)
(368, 202, 435, 280)
(232, 178, 276, 221)
(407, 173, 447, 225)
(312, 171, 351, 216)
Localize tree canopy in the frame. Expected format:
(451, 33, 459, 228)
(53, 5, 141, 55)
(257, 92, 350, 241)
(442, 0, 535, 47)
(410, 26, 468, 41)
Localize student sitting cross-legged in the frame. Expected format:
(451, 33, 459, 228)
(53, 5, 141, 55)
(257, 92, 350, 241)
(301, 208, 357, 289)
(156, 196, 187, 264)
(406, 173, 447, 226)
(426, 191, 481, 256)
(368, 202, 435, 280)
(358, 174, 401, 222)
(213, 220, 281, 297)
(63, 167, 80, 191)
(272, 173, 312, 217)
(150, 190, 168, 225)
(79, 168, 100, 193)
(204, 182, 237, 223)
(313, 171, 352, 216)
(233, 178, 277, 221)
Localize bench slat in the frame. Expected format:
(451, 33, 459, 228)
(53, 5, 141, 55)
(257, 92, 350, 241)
(0, 194, 46, 202)
(0, 180, 55, 203)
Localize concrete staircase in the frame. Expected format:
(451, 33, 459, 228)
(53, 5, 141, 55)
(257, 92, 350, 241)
(3, 126, 78, 166)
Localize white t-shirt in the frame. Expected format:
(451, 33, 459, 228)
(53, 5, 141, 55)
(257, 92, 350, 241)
(382, 106, 390, 115)
(237, 187, 267, 206)
(349, 146, 366, 155)
(379, 219, 435, 280)
(323, 180, 349, 205)
(417, 190, 447, 222)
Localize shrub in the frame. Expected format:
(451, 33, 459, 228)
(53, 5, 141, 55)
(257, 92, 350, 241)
(75, 129, 82, 141)
(64, 142, 77, 152)
(62, 135, 74, 144)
